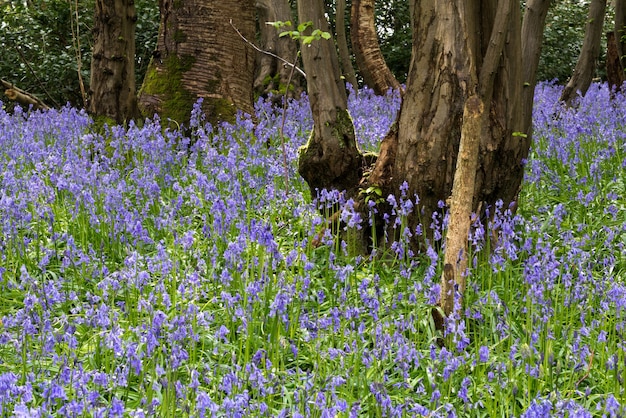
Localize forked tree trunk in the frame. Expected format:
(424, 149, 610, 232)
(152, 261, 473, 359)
(255, 0, 303, 99)
(90, 0, 141, 123)
(560, 0, 608, 106)
(336, 0, 359, 91)
(297, 0, 363, 197)
(138, 0, 255, 126)
(351, 0, 401, 95)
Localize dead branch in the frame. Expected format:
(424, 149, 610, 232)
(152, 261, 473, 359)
(1, 79, 50, 111)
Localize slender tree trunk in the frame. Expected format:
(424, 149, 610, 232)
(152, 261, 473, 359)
(560, 0, 608, 106)
(138, 0, 255, 126)
(90, 0, 140, 123)
(351, 0, 401, 95)
(606, 31, 625, 91)
(255, 0, 303, 99)
(297, 0, 363, 197)
(615, 0, 626, 67)
(521, 0, 551, 140)
(336, 0, 359, 91)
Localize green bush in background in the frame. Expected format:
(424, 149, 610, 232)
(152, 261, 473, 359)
(0, 0, 158, 110)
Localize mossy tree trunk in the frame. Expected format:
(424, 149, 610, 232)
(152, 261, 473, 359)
(297, 0, 363, 198)
(90, 0, 141, 124)
(138, 0, 255, 126)
(255, 0, 303, 99)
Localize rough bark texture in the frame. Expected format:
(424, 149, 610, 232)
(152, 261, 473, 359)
(90, 0, 140, 123)
(560, 0, 608, 106)
(440, 0, 514, 317)
(607, 31, 625, 91)
(365, 0, 527, 254)
(336, 0, 359, 91)
(297, 0, 363, 197)
(254, 0, 303, 99)
(351, 0, 402, 95)
(138, 0, 255, 126)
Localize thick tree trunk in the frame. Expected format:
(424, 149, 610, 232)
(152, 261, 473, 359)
(138, 0, 255, 126)
(351, 0, 401, 95)
(384, 0, 524, 226)
(297, 0, 363, 197)
(255, 0, 303, 99)
(336, 0, 359, 91)
(440, 0, 515, 317)
(90, 0, 140, 123)
(560, 0, 608, 106)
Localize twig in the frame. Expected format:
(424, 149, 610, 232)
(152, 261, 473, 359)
(229, 19, 306, 78)
(14, 46, 60, 108)
(69, 0, 87, 108)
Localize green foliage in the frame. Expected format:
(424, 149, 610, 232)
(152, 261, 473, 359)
(0, 0, 158, 110)
(536, 0, 614, 83)
(375, 0, 411, 83)
(268, 20, 332, 45)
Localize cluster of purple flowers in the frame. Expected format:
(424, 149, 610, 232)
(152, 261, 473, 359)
(0, 82, 624, 416)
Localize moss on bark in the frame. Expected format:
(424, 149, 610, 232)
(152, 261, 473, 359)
(139, 54, 195, 124)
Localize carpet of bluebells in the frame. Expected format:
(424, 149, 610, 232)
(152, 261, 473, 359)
(0, 83, 625, 417)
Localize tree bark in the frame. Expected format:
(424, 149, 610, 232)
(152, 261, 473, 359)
(521, 0, 551, 140)
(606, 31, 625, 91)
(255, 0, 303, 99)
(138, 0, 255, 126)
(440, 0, 515, 317)
(336, 0, 359, 91)
(560, 0, 608, 106)
(351, 0, 401, 95)
(90, 0, 141, 123)
(297, 0, 363, 197)
(615, 0, 626, 67)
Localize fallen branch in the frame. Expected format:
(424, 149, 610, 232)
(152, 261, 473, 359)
(1, 79, 50, 111)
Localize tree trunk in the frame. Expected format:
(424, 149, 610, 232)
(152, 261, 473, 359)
(297, 0, 363, 197)
(138, 0, 255, 126)
(521, 0, 551, 140)
(90, 0, 141, 123)
(255, 0, 303, 99)
(615, 0, 626, 67)
(336, 0, 359, 91)
(440, 0, 515, 317)
(606, 31, 625, 91)
(560, 0, 607, 106)
(379, 0, 525, 230)
(351, 0, 401, 95)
